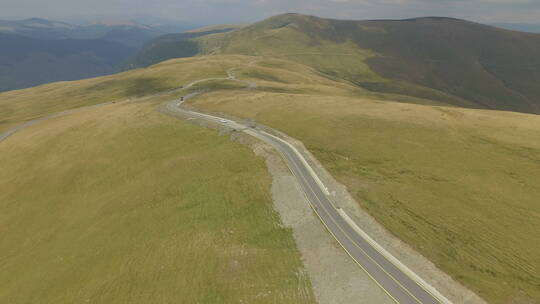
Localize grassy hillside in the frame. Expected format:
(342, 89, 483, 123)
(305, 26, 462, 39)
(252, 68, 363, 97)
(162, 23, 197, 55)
(125, 27, 240, 69)
(186, 24, 244, 33)
(0, 75, 315, 303)
(179, 57, 540, 303)
(131, 13, 540, 114)
(209, 14, 540, 114)
(3, 54, 539, 303)
(350, 17, 540, 114)
(0, 55, 249, 133)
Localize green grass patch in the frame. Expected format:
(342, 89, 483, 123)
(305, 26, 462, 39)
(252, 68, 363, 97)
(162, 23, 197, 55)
(0, 101, 315, 304)
(0, 56, 248, 133)
(83, 77, 174, 97)
(187, 79, 247, 93)
(191, 90, 540, 304)
(239, 69, 290, 83)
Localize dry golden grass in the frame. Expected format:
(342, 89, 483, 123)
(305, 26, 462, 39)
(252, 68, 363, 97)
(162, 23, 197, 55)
(197, 23, 384, 84)
(0, 99, 315, 304)
(187, 60, 540, 303)
(0, 56, 254, 133)
(3, 54, 540, 303)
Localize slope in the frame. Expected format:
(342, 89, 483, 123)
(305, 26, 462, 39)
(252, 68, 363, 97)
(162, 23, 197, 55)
(179, 56, 540, 303)
(0, 57, 315, 304)
(133, 13, 540, 114)
(0, 55, 248, 133)
(125, 27, 240, 69)
(204, 14, 540, 114)
(3, 54, 540, 303)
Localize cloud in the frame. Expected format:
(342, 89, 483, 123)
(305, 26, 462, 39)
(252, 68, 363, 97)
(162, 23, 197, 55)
(0, 0, 538, 25)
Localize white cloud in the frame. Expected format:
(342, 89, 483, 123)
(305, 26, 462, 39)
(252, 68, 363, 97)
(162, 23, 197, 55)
(0, 0, 538, 25)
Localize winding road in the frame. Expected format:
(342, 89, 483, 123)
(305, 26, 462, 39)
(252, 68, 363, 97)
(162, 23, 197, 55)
(1, 67, 452, 304)
(161, 71, 452, 304)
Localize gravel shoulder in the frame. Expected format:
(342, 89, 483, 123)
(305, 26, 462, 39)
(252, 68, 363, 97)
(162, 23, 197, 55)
(158, 103, 396, 303)
(250, 138, 396, 304)
(160, 97, 487, 303)
(259, 127, 488, 304)
(3, 93, 487, 303)
(0, 59, 504, 303)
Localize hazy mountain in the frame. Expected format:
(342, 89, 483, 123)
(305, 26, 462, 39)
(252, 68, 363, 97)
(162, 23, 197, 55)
(0, 18, 170, 92)
(0, 18, 76, 40)
(131, 16, 201, 34)
(0, 18, 164, 48)
(493, 23, 540, 33)
(0, 33, 134, 92)
(125, 26, 242, 68)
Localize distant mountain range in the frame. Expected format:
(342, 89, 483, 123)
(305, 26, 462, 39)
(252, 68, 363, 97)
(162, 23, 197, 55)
(0, 18, 164, 48)
(124, 25, 243, 69)
(128, 14, 540, 114)
(493, 23, 540, 34)
(0, 33, 134, 92)
(0, 18, 169, 92)
(4, 14, 540, 113)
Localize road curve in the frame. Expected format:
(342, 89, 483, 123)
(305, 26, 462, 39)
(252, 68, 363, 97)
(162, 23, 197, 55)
(0, 67, 449, 303)
(0, 69, 239, 143)
(163, 98, 451, 304)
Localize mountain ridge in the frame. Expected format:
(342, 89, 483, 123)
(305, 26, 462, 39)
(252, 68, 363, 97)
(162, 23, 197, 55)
(222, 13, 539, 113)
(124, 26, 242, 69)
(0, 17, 164, 47)
(130, 13, 540, 114)
(0, 17, 169, 92)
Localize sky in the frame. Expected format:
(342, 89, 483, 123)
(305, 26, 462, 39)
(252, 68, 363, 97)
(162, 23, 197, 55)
(1, 0, 539, 26)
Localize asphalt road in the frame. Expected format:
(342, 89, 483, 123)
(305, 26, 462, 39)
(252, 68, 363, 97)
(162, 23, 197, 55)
(164, 99, 450, 304)
(0, 82, 449, 303)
